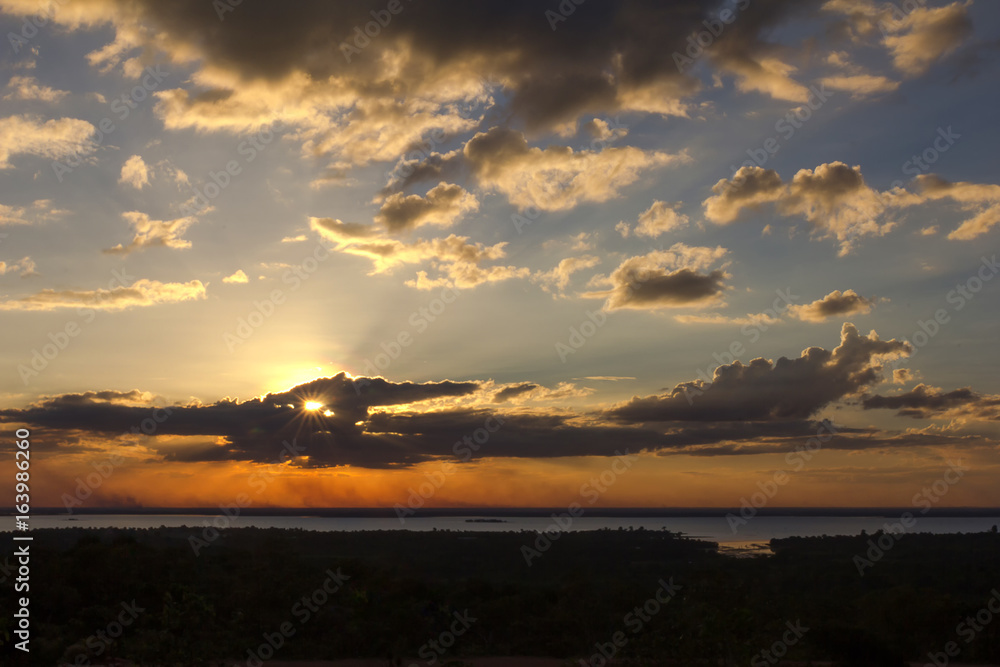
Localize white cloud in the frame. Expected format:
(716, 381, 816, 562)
(104, 212, 196, 254)
(462, 127, 691, 212)
(3, 76, 69, 102)
(119, 155, 150, 189)
(0, 115, 95, 168)
(222, 269, 249, 284)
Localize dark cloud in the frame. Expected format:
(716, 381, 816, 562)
(374, 182, 478, 232)
(9, 0, 853, 173)
(0, 352, 995, 468)
(863, 384, 1000, 421)
(0, 373, 480, 468)
(620, 268, 727, 309)
(492, 383, 538, 403)
(704, 162, 900, 253)
(608, 323, 910, 422)
(382, 151, 465, 196)
(584, 244, 730, 311)
(789, 289, 875, 322)
(6, 331, 993, 469)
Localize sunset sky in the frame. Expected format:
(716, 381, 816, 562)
(1, 0, 998, 510)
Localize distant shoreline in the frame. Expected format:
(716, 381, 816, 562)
(6, 506, 1000, 517)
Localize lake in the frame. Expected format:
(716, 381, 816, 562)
(11, 513, 1000, 547)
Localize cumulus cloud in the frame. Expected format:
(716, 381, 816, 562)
(375, 182, 478, 232)
(584, 243, 729, 311)
(461, 127, 689, 211)
(703, 165, 785, 224)
(704, 162, 910, 254)
(788, 289, 876, 322)
(584, 118, 628, 143)
(222, 270, 249, 284)
(3, 76, 69, 102)
(892, 368, 915, 385)
(0, 114, 95, 168)
(532, 256, 601, 295)
(619, 200, 690, 238)
(0, 278, 207, 311)
(119, 155, 150, 189)
(709, 166, 1000, 246)
(609, 323, 911, 422)
(104, 211, 196, 254)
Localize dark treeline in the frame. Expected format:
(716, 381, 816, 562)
(1, 527, 999, 666)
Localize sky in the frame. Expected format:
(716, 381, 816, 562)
(0, 0, 998, 510)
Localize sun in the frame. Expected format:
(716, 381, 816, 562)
(303, 401, 324, 411)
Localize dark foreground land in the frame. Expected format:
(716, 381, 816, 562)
(1, 527, 999, 666)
